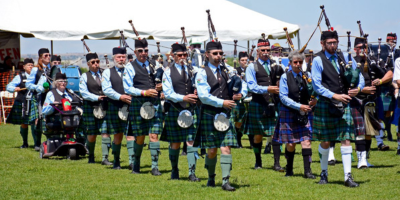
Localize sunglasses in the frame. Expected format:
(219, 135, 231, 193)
(176, 53, 188, 57)
(211, 52, 224, 56)
(137, 49, 149, 53)
(58, 80, 68, 83)
(260, 49, 271, 52)
(91, 60, 100, 64)
(326, 42, 338, 46)
(43, 54, 51, 57)
(293, 61, 303, 64)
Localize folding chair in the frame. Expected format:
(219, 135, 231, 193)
(0, 91, 17, 124)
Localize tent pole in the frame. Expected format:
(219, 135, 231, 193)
(204, 41, 206, 48)
(247, 40, 249, 54)
(51, 40, 53, 56)
(297, 30, 300, 50)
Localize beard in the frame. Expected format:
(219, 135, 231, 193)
(114, 60, 126, 68)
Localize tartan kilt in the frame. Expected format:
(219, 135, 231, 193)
(82, 101, 107, 135)
(127, 97, 162, 136)
(160, 105, 197, 143)
(350, 99, 366, 136)
(105, 101, 128, 135)
(273, 106, 312, 143)
(195, 106, 237, 149)
(6, 101, 30, 125)
(312, 98, 355, 141)
(379, 85, 395, 111)
(244, 101, 277, 136)
(232, 100, 246, 123)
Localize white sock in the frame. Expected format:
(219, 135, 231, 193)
(328, 147, 335, 161)
(341, 146, 352, 181)
(319, 144, 329, 171)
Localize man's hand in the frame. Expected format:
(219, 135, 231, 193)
(160, 93, 165, 100)
(371, 79, 381, 86)
(267, 86, 279, 94)
(361, 86, 376, 95)
(332, 93, 352, 104)
(222, 100, 236, 109)
(194, 89, 197, 95)
(309, 98, 317, 106)
(300, 105, 312, 113)
(98, 95, 107, 101)
(120, 94, 132, 104)
(145, 89, 158, 98)
(155, 83, 162, 92)
(348, 88, 360, 97)
(183, 94, 198, 104)
(232, 93, 242, 101)
(14, 87, 21, 92)
(235, 122, 242, 129)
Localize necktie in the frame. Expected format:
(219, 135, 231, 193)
(216, 67, 222, 84)
(263, 62, 270, 75)
(143, 63, 148, 74)
(62, 94, 66, 99)
(95, 73, 101, 85)
(118, 68, 124, 77)
(330, 55, 339, 73)
(296, 74, 303, 84)
(182, 66, 187, 82)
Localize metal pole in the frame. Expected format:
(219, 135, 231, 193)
(247, 40, 250, 54)
(50, 40, 53, 56)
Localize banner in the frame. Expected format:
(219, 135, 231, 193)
(0, 32, 20, 69)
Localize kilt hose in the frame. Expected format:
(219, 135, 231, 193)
(312, 98, 355, 142)
(127, 97, 162, 136)
(273, 105, 312, 144)
(82, 101, 107, 135)
(194, 106, 238, 149)
(160, 104, 197, 143)
(244, 101, 277, 136)
(6, 100, 38, 125)
(105, 101, 128, 135)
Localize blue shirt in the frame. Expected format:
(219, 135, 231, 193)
(79, 70, 102, 102)
(102, 66, 127, 100)
(279, 70, 309, 111)
(246, 58, 271, 94)
(311, 50, 365, 98)
(26, 64, 50, 93)
(42, 89, 73, 116)
(123, 59, 150, 96)
(195, 62, 247, 107)
(6, 72, 30, 93)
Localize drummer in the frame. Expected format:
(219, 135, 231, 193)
(161, 42, 200, 181)
(6, 58, 38, 148)
(123, 38, 163, 176)
(79, 52, 112, 165)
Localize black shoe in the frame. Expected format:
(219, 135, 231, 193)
(254, 163, 262, 170)
(171, 168, 179, 180)
(397, 149, 400, 155)
(378, 144, 389, 151)
(207, 174, 216, 187)
(318, 170, 328, 184)
(20, 144, 28, 148)
(221, 182, 236, 191)
(285, 171, 294, 177)
(88, 155, 95, 164)
(113, 157, 121, 169)
(273, 164, 285, 172)
(101, 157, 113, 166)
(151, 168, 162, 176)
(128, 163, 133, 170)
(328, 160, 336, 166)
(304, 171, 316, 179)
(113, 166, 121, 170)
(188, 174, 200, 182)
(263, 143, 271, 154)
(180, 151, 187, 156)
(344, 173, 359, 187)
(131, 169, 140, 174)
(34, 146, 40, 151)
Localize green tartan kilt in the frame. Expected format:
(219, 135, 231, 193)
(232, 100, 246, 123)
(6, 100, 37, 125)
(379, 85, 395, 111)
(160, 104, 197, 143)
(312, 98, 355, 141)
(195, 107, 238, 149)
(127, 97, 162, 136)
(82, 101, 107, 135)
(244, 101, 277, 136)
(105, 101, 128, 135)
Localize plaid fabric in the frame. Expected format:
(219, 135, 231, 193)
(312, 98, 355, 141)
(82, 101, 107, 135)
(350, 99, 366, 136)
(127, 97, 162, 136)
(244, 101, 277, 136)
(273, 106, 312, 143)
(195, 106, 238, 149)
(160, 104, 197, 143)
(6, 101, 28, 125)
(105, 101, 128, 135)
(232, 100, 246, 123)
(379, 85, 395, 111)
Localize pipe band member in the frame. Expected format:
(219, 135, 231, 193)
(311, 30, 364, 187)
(101, 47, 131, 170)
(79, 52, 112, 165)
(51, 55, 61, 66)
(123, 38, 163, 176)
(6, 58, 38, 148)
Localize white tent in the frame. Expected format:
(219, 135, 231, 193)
(0, 0, 300, 43)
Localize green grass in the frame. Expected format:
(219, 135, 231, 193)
(0, 124, 399, 200)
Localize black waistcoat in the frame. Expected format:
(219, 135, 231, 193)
(170, 65, 193, 108)
(46, 88, 80, 119)
(86, 71, 103, 96)
(204, 65, 230, 101)
(251, 59, 282, 104)
(316, 51, 347, 95)
(109, 67, 126, 107)
(285, 71, 310, 109)
(131, 59, 155, 90)
(15, 72, 28, 103)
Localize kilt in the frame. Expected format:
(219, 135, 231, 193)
(244, 101, 277, 136)
(273, 106, 312, 144)
(350, 99, 365, 136)
(312, 98, 355, 141)
(379, 85, 395, 112)
(232, 100, 246, 123)
(127, 97, 162, 136)
(160, 105, 197, 143)
(195, 106, 238, 149)
(82, 101, 107, 135)
(6, 101, 37, 125)
(105, 101, 128, 135)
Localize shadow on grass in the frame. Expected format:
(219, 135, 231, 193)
(370, 148, 397, 152)
(369, 165, 396, 168)
(316, 179, 370, 186)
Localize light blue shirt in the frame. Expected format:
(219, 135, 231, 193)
(279, 70, 309, 111)
(26, 65, 50, 93)
(162, 63, 190, 103)
(6, 72, 30, 93)
(102, 66, 126, 100)
(246, 58, 271, 94)
(123, 59, 150, 96)
(311, 50, 365, 99)
(42, 89, 73, 116)
(79, 70, 102, 102)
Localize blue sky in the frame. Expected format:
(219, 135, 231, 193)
(21, 0, 400, 55)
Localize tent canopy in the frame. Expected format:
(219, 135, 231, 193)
(0, 0, 300, 42)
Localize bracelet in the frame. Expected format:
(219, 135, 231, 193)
(379, 79, 383, 85)
(141, 90, 144, 96)
(144, 91, 147, 97)
(357, 87, 361, 92)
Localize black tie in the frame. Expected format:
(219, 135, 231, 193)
(143, 64, 148, 74)
(182, 66, 187, 82)
(217, 67, 222, 84)
(62, 94, 66, 99)
(296, 74, 303, 87)
(95, 73, 101, 86)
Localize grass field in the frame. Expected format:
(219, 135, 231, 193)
(0, 124, 399, 200)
